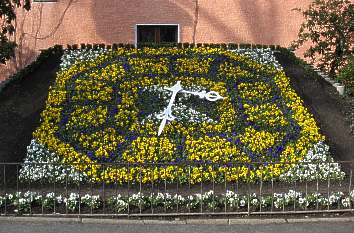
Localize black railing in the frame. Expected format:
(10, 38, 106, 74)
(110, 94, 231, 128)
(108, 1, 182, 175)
(0, 161, 353, 217)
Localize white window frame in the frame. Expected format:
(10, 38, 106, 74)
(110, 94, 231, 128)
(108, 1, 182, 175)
(135, 24, 180, 47)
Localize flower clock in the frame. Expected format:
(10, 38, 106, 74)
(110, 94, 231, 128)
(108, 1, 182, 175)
(20, 47, 345, 184)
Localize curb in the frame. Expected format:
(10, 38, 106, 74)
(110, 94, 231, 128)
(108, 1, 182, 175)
(0, 216, 81, 223)
(1, 216, 354, 225)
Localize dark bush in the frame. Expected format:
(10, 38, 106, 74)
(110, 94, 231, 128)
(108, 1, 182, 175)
(337, 57, 354, 96)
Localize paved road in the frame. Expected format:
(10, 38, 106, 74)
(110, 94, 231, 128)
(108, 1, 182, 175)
(1, 220, 354, 233)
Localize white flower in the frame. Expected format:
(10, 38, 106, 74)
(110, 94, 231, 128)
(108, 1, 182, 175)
(239, 199, 246, 207)
(279, 141, 345, 182)
(341, 197, 350, 208)
(251, 198, 259, 206)
(19, 140, 87, 183)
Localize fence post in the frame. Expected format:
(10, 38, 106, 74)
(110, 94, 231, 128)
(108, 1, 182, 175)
(327, 161, 330, 211)
(90, 163, 93, 215)
(127, 162, 130, 217)
(247, 164, 251, 216)
(259, 166, 263, 213)
(271, 163, 274, 212)
(53, 162, 56, 215)
(188, 164, 191, 213)
(164, 164, 167, 213)
(200, 163, 203, 214)
(349, 166, 352, 210)
(102, 163, 106, 214)
(3, 164, 7, 215)
(139, 163, 142, 215)
(224, 163, 227, 213)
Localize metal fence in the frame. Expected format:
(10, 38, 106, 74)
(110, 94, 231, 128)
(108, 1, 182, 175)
(0, 161, 353, 217)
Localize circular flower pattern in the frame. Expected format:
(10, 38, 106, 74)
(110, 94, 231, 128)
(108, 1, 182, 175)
(32, 47, 325, 183)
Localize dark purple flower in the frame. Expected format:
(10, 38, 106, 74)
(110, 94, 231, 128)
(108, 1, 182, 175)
(87, 151, 95, 159)
(123, 63, 130, 71)
(60, 116, 68, 125)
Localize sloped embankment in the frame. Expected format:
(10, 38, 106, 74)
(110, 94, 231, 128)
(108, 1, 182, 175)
(0, 53, 62, 163)
(275, 52, 354, 162)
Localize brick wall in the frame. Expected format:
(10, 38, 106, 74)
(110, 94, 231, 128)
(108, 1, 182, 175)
(1, 0, 314, 80)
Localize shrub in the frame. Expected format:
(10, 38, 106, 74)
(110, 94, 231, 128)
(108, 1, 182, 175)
(337, 57, 354, 96)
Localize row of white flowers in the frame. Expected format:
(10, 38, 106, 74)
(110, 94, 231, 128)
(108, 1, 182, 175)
(280, 141, 345, 181)
(231, 48, 283, 70)
(60, 48, 108, 70)
(19, 139, 86, 183)
(1, 189, 353, 213)
(60, 47, 282, 72)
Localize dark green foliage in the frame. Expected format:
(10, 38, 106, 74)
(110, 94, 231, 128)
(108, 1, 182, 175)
(183, 42, 190, 48)
(228, 43, 238, 50)
(71, 44, 78, 50)
(292, 0, 354, 77)
(337, 57, 354, 96)
(269, 45, 276, 50)
(0, 0, 31, 64)
(239, 43, 252, 49)
(220, 43, 227, 49)
(278, 47, 322, 81)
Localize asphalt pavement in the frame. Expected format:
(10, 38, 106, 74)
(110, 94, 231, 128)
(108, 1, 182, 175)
(0, 217, 354, 233)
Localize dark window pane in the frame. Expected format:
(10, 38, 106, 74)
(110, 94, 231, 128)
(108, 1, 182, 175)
(160, 26, 177, 43)
(137, 25, 178, 44)
(137, 26, 156, 43)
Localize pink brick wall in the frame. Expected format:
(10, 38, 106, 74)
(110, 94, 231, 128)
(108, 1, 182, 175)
(1, 0, 315, 81)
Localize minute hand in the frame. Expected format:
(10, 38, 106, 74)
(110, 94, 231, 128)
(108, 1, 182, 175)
(181, 90, 224, 101)
(156, 81, 183, 136)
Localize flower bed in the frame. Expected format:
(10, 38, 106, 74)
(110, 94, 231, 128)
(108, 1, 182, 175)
(1, 189, 354, 214)
(20, 47, 344, 184)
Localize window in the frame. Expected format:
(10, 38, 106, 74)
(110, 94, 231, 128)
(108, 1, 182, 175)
(136, 25, 179, 44)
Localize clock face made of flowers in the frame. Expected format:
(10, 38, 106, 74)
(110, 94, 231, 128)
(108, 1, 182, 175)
(32, 47, 324, 183)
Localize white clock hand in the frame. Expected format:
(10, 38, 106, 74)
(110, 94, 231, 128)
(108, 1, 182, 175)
(156, 81, 182, 136)
(156, 81, 224, 136)
(181, 90, 224, 101)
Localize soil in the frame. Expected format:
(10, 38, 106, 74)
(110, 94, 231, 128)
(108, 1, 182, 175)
(0, 51, 353, 166)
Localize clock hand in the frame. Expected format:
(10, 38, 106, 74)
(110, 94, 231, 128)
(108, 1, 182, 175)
(156, 81, 182, 136)
(155, 81, 224, 136)
(181, 90, 224, 101)
(157, 117, 168, 137)
(164, 81, 182, 111)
